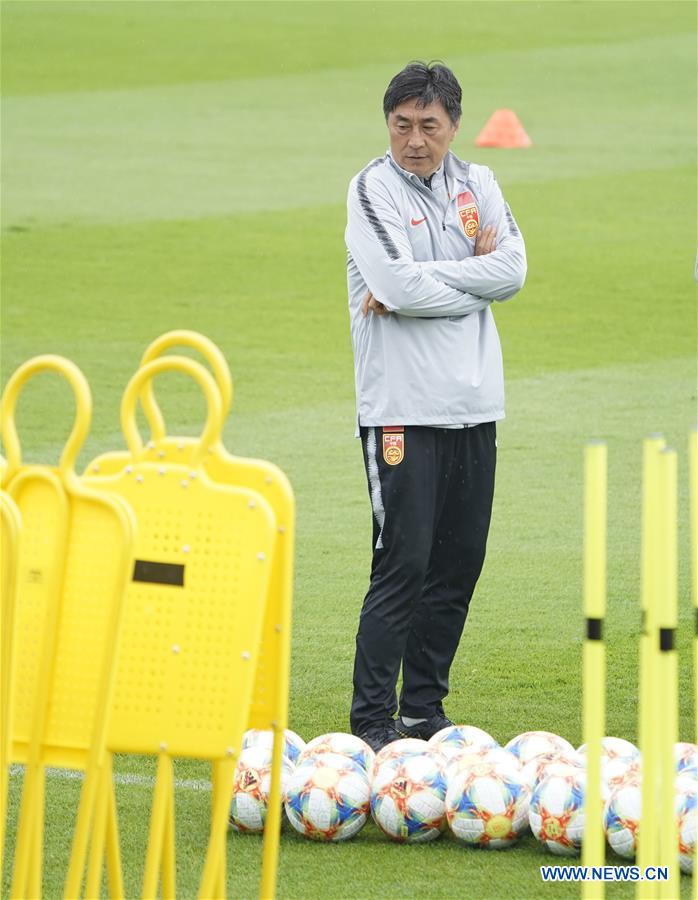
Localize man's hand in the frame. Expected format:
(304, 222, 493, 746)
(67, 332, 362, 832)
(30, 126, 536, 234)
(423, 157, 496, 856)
(361, 290, 390, 317)
(474, 225, 497, 256)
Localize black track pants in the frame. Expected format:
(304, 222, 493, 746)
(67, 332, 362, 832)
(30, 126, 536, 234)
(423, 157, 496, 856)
(350, 423, 496, 733)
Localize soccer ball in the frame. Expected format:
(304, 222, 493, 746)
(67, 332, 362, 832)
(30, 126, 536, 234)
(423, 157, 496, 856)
(676, 774, 697, 874)
(603, 778, 641, 858)
(445, 755, 529, 848)
(577, 737, 641, 799)
(446, 747, 522, 781)
(373, 738, 430, 772)
(242, 728, 306, 765)
(675, 742, 698, 778)
(578, 736, 640, 760)
(284, 752, 370, 841)
(521, 752, 585, 795)
(298, 732, 374, 774)
(529, 766, 586, 855)
(428, 724, 499, 754)
(505, 731, 575, 766)
(229, 746, 293, 833)
(371, 751, 447, 843)
(604, 761, 642, 800)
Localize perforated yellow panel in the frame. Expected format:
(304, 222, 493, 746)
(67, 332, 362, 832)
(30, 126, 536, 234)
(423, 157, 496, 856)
(1, 354, 137, 898)
(7, 471, 136, 767)
(85, 462, 276, 759)
(88, 441, 294, 732)
(6, 469, 69, 758)
(206, 453, 294, 733)
(46, 494, 137, 760)
(86, 438, 197, 477)
(82, 343, 292, 898)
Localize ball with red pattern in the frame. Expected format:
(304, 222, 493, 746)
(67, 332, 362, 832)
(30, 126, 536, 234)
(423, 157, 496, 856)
(577, 736, 641, 800)
(603, 777, 641, 858)
(371, 751, 447, 843)
(446, 756, 529, 848)
(505, 731, 575, 767)
(229, 746, 293, 833)
(242, 727, 306, 766)
(284, 752, 370, 841)
(677, 773, 697, 874)
(529, 766, 586, 856)
(298, 732, 374, 774)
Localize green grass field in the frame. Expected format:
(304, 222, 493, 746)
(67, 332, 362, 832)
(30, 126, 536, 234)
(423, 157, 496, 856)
(1, 1, 696, 897)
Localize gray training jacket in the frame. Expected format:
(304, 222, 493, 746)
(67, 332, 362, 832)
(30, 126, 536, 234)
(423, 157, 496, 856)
(345, 150, 526, 429)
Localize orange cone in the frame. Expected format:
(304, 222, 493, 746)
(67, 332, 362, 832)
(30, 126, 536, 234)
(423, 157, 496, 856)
(475, 109, 532, 148)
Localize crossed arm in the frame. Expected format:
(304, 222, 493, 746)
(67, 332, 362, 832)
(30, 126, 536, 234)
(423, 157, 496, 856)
(362, 225, 498, 317)
(346, 168, 525, 319)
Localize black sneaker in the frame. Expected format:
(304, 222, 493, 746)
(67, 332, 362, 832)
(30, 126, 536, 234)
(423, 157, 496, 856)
(355, 719, 400, 753)
(395, 713, 454, 741)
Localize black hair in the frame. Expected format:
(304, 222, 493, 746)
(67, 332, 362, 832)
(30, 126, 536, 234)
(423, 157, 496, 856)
(383, 61, 462, 124)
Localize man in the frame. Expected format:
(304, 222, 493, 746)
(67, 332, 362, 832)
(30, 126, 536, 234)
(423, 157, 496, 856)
(345, 61, 526, 752)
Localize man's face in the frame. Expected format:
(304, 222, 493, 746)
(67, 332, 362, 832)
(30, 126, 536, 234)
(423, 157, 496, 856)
(387, 98, 459, 178)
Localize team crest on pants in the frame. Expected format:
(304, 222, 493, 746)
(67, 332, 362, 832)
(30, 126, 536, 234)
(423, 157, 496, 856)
(383, 429, 404, 466)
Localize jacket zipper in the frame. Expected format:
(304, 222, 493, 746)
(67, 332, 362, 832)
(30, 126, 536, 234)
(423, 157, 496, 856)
(442, 169, 451, 231)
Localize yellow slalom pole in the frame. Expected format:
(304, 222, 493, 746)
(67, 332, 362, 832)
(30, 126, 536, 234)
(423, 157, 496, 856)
(85, 765, 109, 899)
(260, 723, 285, 900)
(637, 435, 665, 896)
(656, 448, 678, 898)
(582, 441, 607, 900)
(210, 762, 226, 899)
(690, 427, 698, 900)
(162, 777, 176, 900)
(28, 774, 44, 900)
(142, 754, 174, 900)
(198, 758, 235, 900)
(103, 758, 125, 900)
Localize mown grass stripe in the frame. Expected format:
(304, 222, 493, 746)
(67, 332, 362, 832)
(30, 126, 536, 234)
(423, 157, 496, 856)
(8, 764, 212, 793)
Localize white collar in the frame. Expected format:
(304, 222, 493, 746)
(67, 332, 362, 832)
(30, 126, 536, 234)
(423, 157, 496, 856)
(386, 150, 469, 189)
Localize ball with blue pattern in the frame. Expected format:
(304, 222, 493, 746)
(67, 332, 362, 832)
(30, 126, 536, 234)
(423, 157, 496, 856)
(371, 750, 447, 843)
(446, 756, 529, 848)
(603, 776, 641, 858)
(529, 766, 586, 856)
(284, 751, 370, 841)
(242, 727, 306, 766)
(677, 773, 697, 874)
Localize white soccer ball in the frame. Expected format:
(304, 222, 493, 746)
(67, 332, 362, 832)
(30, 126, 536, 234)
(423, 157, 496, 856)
(284, 752, 370, 841)
(298, 732, 374, 774)
(373, 738, 431, 773)
(428, 724, 499, 754)
(242, 728, 306, 766)
(229, 746, 293, 833)
(371, 751, 447, 843)
(446, 747, 522, 781)
(603, 778, 641, 858)
(446, 755, 529, 848)
(521, 751, 585, 795)
(675, 742, 698, 778)
(505, 731, 575, 767)
(604, 761, 642, 799)
(578, 737, 641, 799)
(676, 774, 697, 874)
(578, 736, 640, 760)
(529, 766, 586, 856)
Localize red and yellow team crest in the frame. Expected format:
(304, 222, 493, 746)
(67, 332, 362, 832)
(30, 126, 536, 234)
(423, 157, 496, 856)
(457, 191, 479, 238)
(383, 426, 404, 466)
